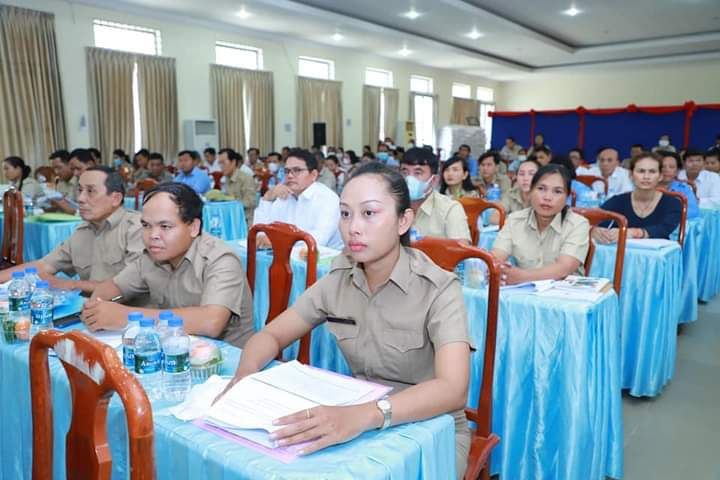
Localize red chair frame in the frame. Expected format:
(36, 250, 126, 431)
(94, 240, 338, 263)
(576, 175, 608, 195)
(211, 171, 223, 190)
(458, 197, 506, 246)
(2, 188, 24, 268)
(657, 188, 688, 248)
(134, 178, 159, 210)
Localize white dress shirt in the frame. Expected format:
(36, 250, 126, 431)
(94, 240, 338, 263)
(253, 181, 344, 249)
(203, 160, 223, 174)
(582, 166, 634, 198)
(678, 169, 720, 207)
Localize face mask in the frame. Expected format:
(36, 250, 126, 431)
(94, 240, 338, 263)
(517, 155, 527, 162)
(659, 139, 669, 147)
(377, 152, 390, 162)
(113, 157, 123, 168)
(405, 175, 431, 201)
(268, 162, 279, 173)
(342, 155, 351, 165)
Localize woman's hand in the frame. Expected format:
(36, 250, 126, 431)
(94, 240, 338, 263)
(628, 228, 646, 239)
(270, 403, 380, 455)
(591, 227, 619, 244)
(499, 262, 527, 285)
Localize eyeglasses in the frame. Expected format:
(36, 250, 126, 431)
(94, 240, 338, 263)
(285, 167, 309, 177)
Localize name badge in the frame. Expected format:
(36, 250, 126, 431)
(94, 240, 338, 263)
(326, 316, 356, 325)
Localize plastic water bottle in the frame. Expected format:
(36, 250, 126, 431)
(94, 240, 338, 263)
(8, 271, 30, 343)
(134, 317, 163, 401)
(30, 280, 53, 338)
(409, 227, 423, 243)
(209, 212, 222, 238)
(454, 261, 466, 285)
(157, 310, 173, 339)
(122, 312, 143, 371)
(162, 316, 191, 402)
(24, 267, 41, 295)
(486, 183, 502, 201)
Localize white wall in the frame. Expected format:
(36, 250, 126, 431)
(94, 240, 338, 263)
(496, 61, 720, 111)
(7, 0, 498, 153)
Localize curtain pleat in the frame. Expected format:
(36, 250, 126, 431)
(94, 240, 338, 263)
(137, 54, 178, 161)
(297, 76, 342, 148)
(362, 85, 381, 147)
(383, 87, 399, 142)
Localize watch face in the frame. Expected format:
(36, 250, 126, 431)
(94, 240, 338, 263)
(378, 399, 391, 411)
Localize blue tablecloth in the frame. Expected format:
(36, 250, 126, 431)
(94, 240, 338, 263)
(0, 216, 82, 261)
(0, 334, 455, 479)
(231, 242, 624, 479)
(672, 218, 703, 323)
(124, 198, 247, 241)
(698, 208, 720, 302)
(591, 242, 682, 397)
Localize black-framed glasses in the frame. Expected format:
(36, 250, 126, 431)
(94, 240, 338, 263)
(285, 167, 309, 176)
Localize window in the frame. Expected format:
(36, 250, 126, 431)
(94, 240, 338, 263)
(413, 94, 435, 148)
(476, 87, 495, 149)
(93, 20, 161, 55)
(298, 56, 335, 80)
(410, 75, 433, 94)
(216, 42, 263, 70)
(365, 68, 393, 88)
(476, 86, 494, 102)
(452, 82, 471, 99)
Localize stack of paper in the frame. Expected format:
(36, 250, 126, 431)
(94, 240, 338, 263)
(501, 279, 555, 293)
(538, 275, 612, 302)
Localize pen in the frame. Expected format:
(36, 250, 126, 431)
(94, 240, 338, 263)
(606, 220, 615, 230)
(109, 295, 123, 302)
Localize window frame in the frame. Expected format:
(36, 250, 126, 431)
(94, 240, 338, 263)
(452, 82, 472, 99)
(215, 41, 264, 70)
(410, 74, 434, 94)
(92, 19, 162, 55)
(298, 55, 335, 80)
(365, 67, 394, 88)
(476, 86, 495, 103)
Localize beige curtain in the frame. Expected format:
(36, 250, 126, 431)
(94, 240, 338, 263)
(362, 85, 381, 147)
(0, 5, 66, 166)
(451, 97, 480, 125)
(211, 65, 245, 152)
(137, 54, 177, 161)
(296, 76, 342, 148)
(383, 87, 399, 142)
(86, 47, 135, 162)
(242, 69, 274, 154)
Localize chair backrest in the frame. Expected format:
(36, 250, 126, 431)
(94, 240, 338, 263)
(570, 190, 577, 207)
(2, 188, 24, 266)
(166, 165, 177, 175)
(29, 330, 154, 480)
(254, 169, 275, 196)
(211, 171, 223, 190)
(657, 188, 687, 248)
(572, 207, 628, 294)
(134, 178, 159, 210)
(34, 166, 57, 184)
(458, 197, 506, 246)
(247, 222, 318, 364)
(410, 237, 500, 439)
(576, 175, 608, 195)
(118, 164, 133, 184)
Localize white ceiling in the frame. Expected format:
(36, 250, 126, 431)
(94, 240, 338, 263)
(81, 0, 720, 81)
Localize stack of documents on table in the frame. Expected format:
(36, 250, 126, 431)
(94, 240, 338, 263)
(201, 361, 391, 453)
(625, 238, 676, 250)
(537, 275, 612, 302)
(500, 279, 555, 293)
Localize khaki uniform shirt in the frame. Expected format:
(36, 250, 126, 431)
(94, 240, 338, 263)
(477, 173, 512, 195)
(43, 208, 144, 281)
(446, 188, 480, 201)
(500, 186, 527, 214)
(414, 191, 471, 242)
(55, 177, 77, 201)
(493, 207, 590, 274)
(113, 232, 254, 347)
(147, 171, 174, 184)
(14, 178, 43, 199)
(133, 168, 150, 182)
(225, 168, 257, 225)
(292, 247, 471, 474)
(317, 168, 337, 192)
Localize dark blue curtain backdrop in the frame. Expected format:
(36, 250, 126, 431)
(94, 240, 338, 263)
(583, 111, 685, 162)
(688, 108, 720, 150)
(534, 112, 580, 156)
(491, 115, 531, 150)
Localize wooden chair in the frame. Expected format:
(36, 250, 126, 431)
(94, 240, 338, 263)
(570, 190, 577, 207)
(34, 165, 57, 184)
(410, 238, 501, 480)
(572, 208, 628, 294)
(1, 188, 24, 269)
(29, 330, 154, 480)
(134, 178, 159, 210)
(576, 175, 608, 195)
(211, 171, 223, 190)
(657, 188, 688, 248)
(247, 222, 318, 364)
(458, 197, 506, 246)
(254, 168, 275, 196)
(118, 164, 133, 185)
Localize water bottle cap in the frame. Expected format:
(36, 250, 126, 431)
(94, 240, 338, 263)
(25, 266, 38, 274)
(127, 312, 143, 322)
(35, 280, 49, 289)
(168, 316, 183, 327)
(139, 317, 155, 327)
(11, 271, 25, 279)
(158, 310, 173, 320)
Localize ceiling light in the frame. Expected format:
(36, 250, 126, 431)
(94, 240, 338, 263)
(236, 6, 251, 19)
(399, 45, 411, 56)
(466, 28, 484, 40)
(562, 5, 581, 16)
(332, 32, 344, 42)
(403, 8, 421, 20)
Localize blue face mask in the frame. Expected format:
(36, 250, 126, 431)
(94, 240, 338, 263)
(405, 175, 431, 201)
(377, 151, 390, 163)
(113, 157, 123, 168)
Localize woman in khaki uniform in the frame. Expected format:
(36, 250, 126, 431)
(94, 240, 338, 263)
(220, 162, 473, 477)
(489, 158, 540, 225)
(440, 156, 481, 199)
(3, 156, 43, 199)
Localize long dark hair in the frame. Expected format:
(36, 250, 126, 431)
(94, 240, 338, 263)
(4, 156, 31, 190)
(530, 164, 572, 221)
(439, 156, 475, 194)
(346, 161, 412, 246)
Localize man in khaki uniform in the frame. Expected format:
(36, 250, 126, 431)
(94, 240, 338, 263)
(476, 151, 512, 194)
(0, 166, 143, 294)
(400, 147, 471, 243)
(48, 149, 78, 214)
(218, 148, 257, 225)
(147, 152, 175, 183)
(84, 183, 254, 347)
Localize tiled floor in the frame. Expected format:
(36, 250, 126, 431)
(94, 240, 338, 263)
(622, 297, 720, 479)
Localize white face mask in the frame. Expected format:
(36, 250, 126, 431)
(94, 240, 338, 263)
(341, 155, 351, 165)
(267, 162, 279, 173)
(659, 139, 670, 147)
(517, 155, 527, 162)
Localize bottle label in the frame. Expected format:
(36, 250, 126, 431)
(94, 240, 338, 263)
(9, 296, 28, 312)
(164, 352, 190, 373)
(134, 351, 161, 374)
(30, 307, 53, 326)
(123, 346, 135, 369)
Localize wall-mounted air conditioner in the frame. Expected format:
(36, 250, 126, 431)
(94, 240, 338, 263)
(183, 119, 218, 151)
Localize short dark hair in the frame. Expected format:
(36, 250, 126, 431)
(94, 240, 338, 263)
(459, 144, 471, 152)
(362, 152, 376, 160)
(479, 150, 501, 165)
(401, 147, 439, 174)
(347, 162, 411, 246)
(87, 165, 125, 197)
(148, 152, 164, 164)
(203, 147, 216, 156)
(440, 156, 475, 194)
(705, 147, 720, 159)
(135, 148, 150, 159)
(629, 151, 661, 171)
(247, 147, 260, 155)
(218, 148, 241, 164)
(266, 152, 281, 162)
(178, 150, 200, 161)
(113, 149, 128, 160)
(568, 147, 584, 158)
(506, 136, 515, 142)
(631, 143, 645, 150)
(550, 155, 577, 180)
(287, 148, 318, 172)
(143, 182, 204, 232)
(326, 154, 339, 165)
(683, 148, 704, 161)
(69, 148, 94, 164)
(49, 149, 70, 162)
(533, 145, 551, 156)
(88, 148, 101, 160)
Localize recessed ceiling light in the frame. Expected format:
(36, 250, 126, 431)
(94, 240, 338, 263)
(398, 45, 411, 56)
(466, 28, 484, 40)
(562, 5, 581, 16)
(403, 8, 421, 20)
(332, 32, 344, 42)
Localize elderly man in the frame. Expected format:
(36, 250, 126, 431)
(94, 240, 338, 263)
(586, 147, 634, 198)
(678, 148, 720, 207)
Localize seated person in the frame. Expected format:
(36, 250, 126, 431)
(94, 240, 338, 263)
(84, 183, 254, 347)
(218, 148, 257, 225)
(658, 151, 700, 219)
(499, 137, 522, 165)
(550, 155, 593, 206)
(594, 152, 682, 242)
(254, 148, 343, 249)
(622, 144, 644, 169)
(651, 134, 677, 153)
(132, 149, 151, 182)
(585, 147, 634, 198)
(439, 156, 480, 200)
(69, 147, 96, 179)
(216, 162, 472, 477)
(705, 148, 720, 174)
(112, 149, 132, 170)
(678, 148, 720, 207)
(400, 147, 471, 243)
(3, 156, 43, 199)
(49, 149, 76, 199)
(489, 158, 540, 224)
(507, 148, 527, 173)
(315, 151, 338, 191)
(530, 145, 552, 167)
(476, 151, 511, 194)
(175, 150, 211, 195)
(0, 166, 143, 294)
(147, 152, 174, 183)
(203, 147, 222, 173)
(527, 133, 550, 158)
(324, 155, 345, 192)
(491, 164, 590, 285)
(457, 143, 482, 178)
(568, 147, 586, 170)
